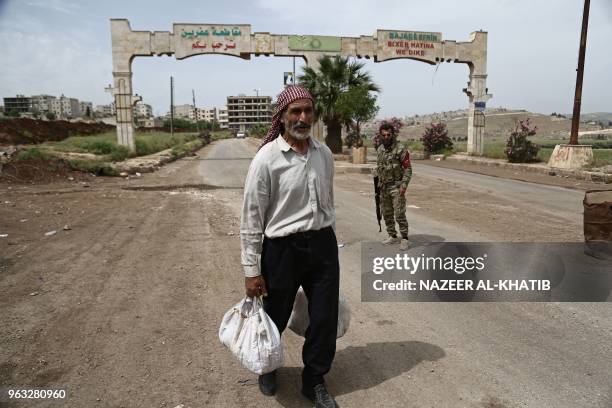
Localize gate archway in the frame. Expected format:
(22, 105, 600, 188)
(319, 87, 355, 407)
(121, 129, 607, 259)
(109, 19, 492, 154)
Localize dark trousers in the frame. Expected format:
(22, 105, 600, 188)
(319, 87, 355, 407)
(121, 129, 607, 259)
(261, 226, 340, 387)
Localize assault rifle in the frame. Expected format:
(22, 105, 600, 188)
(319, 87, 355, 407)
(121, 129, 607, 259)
(373, 176, 382, 232)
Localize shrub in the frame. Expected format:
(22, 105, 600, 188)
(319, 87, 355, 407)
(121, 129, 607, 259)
(67, 159, 117, 176)
(249, 123, 270, 138)
(421, 122, 453, 154)
(197, 130, 211, 144)
(504, 118, 540, 163)
(345, 130, 363, 148)
(14, 147, 53, 161)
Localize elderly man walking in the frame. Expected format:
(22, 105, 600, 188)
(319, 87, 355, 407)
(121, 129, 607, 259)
(240, 85, 339, 408)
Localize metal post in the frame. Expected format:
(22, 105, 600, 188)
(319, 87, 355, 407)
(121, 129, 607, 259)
(170, 76, 174, 137)
(254, 88, 260, 130)
(192, 88, 199, 133)
(570, 0, 590, 146)
(292, 57, 296, 84)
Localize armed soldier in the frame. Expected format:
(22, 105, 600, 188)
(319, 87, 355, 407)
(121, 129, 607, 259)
(374, 122, 412, 250)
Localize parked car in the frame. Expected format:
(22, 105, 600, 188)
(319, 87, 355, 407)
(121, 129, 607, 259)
(236, 131, 247, 138)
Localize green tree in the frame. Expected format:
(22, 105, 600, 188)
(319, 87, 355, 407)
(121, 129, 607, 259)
(45, 112, 57, 120)
(250, 123, 270, 138)
(336, 85, 379, 135)
(299, 56, 380, 153)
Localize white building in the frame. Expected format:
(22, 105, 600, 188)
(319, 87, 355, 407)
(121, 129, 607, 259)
(166, 104, 228, 128)
(138, 117, 164, 128)
(56, 95, 81, 118)
(173, 104, 194, 119)
(218, 106, 228, 129)
(134, 103, 153, 118)
(227, 95, 272, 131)
(31, 95, 57, 115)
(80, 101, 93, 117)
(94, 104, 115, 117)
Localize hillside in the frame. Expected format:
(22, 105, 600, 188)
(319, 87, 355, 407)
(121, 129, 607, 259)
(395, 111, 611, 141)
(572, 112, 612, 124)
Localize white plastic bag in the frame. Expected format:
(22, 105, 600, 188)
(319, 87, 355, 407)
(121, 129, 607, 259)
(287, 287, 351, 338)
(218, 296, 284, 374)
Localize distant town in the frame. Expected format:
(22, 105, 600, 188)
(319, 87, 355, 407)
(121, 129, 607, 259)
(1, 93, 276, 133)
(2, 93, 611, 138)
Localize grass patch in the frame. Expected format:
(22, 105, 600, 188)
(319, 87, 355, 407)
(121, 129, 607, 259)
(443, 136, 612, 167)
(134, 132, 198, 156)
(592, 150, 612, 167)
(46, 131, 200, 160)
(171, 139, 204, 158)
(66, 159, 118, 176)
(8, 130, 214, 177)
(14, 147, 54, 161)
(210, 130, 233, 141)
(404, 140, 424, 151)
(51, 132, 131, 161)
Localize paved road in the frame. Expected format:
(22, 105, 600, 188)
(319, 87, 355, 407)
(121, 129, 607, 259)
(194, 139, 612, 408)
(413, 163, 585, 224)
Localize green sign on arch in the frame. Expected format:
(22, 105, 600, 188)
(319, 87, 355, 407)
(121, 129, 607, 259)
(288, 35, 342, 52)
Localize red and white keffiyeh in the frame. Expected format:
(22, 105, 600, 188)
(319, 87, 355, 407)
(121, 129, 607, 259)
(260, 85, 314, 148)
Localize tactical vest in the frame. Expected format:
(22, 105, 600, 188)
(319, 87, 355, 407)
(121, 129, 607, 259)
(377, 142, 408, 184)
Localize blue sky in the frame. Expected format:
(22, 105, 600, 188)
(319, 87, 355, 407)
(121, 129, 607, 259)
(0, 0, 610, 117)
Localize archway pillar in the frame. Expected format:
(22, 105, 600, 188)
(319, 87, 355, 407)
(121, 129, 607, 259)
(465, 73, 492, 155)
(106, 72, 141, 151)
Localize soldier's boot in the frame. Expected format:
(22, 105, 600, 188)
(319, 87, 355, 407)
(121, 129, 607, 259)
(399, 238, 410, 251)
(382, 236, 401, 245)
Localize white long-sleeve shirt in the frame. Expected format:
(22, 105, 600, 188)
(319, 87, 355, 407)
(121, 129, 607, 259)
(240, 136, 336, 277)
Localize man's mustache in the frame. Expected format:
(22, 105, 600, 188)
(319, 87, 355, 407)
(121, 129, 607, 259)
(292, 121, 311, 130)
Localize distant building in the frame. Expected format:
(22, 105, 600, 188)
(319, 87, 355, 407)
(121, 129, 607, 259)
(3, 95, 32, 114)
(194, 107, 228, 128)
(31, 95, 57, 115)
(52, 95, 81, 118)
(50, 98, 62, 118)
(166, 104, 229, 128)
(134, 102, 153, 118)
(195, 107, 217, 122)
(173, 104, 194, 119)
(139, 117, 164, 128)
(94, 104, 115, 117)
(80, 101, 93, 118)
(3, 94, 97, 119)
(218, 106, 228, 129)
(227, 94, 272, 131)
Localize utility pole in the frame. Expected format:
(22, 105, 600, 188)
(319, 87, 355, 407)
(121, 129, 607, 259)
(170, 76, 174, 137)
(570, 0, 590, 145)
(192, 89, 200, 133)
(253, 88, 261, 131)
(292, 57, 296, 84)
(548, 0, 593, 169)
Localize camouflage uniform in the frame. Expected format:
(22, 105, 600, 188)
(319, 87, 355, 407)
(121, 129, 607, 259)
(376, 140, 413, 238)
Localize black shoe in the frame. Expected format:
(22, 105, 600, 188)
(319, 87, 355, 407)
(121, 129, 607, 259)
(301, 383, 337, 408)
(258, 370, 277, 396)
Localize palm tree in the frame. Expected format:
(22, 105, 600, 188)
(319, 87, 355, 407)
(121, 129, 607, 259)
(299, 56, 380, 153)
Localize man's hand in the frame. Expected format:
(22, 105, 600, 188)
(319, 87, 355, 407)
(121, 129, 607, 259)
(245, 275, 268, 298)
(399, 186, 406, 196)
